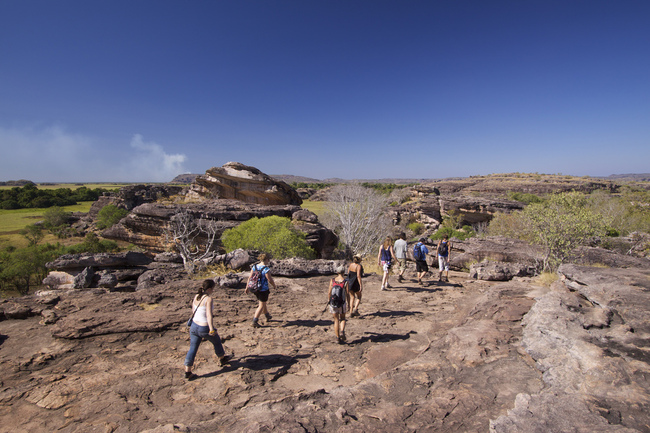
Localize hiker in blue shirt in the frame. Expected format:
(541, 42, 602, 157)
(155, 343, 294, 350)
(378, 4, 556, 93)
(245, 253, 277, 328)
(413, 237, 429, 286)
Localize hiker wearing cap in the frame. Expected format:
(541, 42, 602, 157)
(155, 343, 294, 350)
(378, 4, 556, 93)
(348, 255, 364, 317)
(184, 279, 231, 380)
(328, 265, 350, 344)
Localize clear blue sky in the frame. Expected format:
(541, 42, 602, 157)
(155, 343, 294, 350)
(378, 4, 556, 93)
(1, 1, 648, 182)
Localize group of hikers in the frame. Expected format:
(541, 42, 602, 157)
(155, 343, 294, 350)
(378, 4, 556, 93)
(183, 234, 451, 379)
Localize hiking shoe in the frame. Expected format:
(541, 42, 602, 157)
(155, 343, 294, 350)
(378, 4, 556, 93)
(397, 275, 403, 283)
(185, 372, 198, 381)
(252, 320, 261, 328)
(265, 313, 272, 321)
(219, 355, 232, 366)
(340, 332, 346, 342)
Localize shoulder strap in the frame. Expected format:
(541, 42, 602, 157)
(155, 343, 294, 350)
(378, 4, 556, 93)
(191, 295, 206, 318)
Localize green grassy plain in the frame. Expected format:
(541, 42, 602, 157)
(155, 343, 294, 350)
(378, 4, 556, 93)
(0, 202, 94, 248)
(300, 200, 328, 218)
(0, 183, 133, 190)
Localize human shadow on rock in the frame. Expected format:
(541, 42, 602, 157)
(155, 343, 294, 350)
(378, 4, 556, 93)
(365, 310, 421, 319)
(348, 330, 414, 345)
(282, 319, 332, 328)
(200, 354, 311, 379)
(403, 285, 443, 293)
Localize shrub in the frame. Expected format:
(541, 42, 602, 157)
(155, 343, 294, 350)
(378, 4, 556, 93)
(408, 222, 425, 235)
(96, 205, 129, 229)
(222, 216, 315, 259)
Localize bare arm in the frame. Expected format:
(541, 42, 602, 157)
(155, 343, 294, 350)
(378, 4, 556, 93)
(266, 273, 277, 290)
(356, 265, 363, 291)
(206, 297, 215, 333)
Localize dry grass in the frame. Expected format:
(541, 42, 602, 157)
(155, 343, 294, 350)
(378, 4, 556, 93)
(535, 272, 559, 287)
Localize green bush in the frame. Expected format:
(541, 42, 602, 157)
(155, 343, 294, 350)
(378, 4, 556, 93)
(507, 191, 543, 205)
(222, 216, 315, 259)
(96, 205, 129, 229)
(408, 222, 425, 235)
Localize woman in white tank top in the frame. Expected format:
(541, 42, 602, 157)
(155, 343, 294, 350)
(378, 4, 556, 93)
(183, 279, 232, 380)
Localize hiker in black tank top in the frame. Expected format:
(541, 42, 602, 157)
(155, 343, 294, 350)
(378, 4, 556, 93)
(347, 255, 364, 317)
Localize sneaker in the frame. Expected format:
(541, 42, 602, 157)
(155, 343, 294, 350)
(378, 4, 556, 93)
(340, 332, 346, 342)
(219, 355, 232, 366)
(252, 320, 261, 328)
(185, 371, 198, 381)
(265, 313, 272, 321)
(397, 275, 403, 283)
(381, 285, 386, 291)
(386, 282, 391, 288)
(418, 280, 422, 286)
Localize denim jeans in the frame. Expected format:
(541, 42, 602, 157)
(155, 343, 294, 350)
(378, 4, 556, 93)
(184, 322, 225, 367)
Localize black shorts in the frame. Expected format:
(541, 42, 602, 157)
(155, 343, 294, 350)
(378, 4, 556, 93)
(416, 260, 428, 273)
(255, 290, 270, 302)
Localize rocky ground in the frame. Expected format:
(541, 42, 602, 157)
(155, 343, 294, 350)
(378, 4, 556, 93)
(1, 260, 650, 433)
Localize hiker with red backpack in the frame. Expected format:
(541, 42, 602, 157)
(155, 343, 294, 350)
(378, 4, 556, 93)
(245, 253, 277, 328)
(328, 265, 350, 344)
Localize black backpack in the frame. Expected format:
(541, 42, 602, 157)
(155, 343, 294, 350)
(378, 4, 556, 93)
(329, 279, 346, 308)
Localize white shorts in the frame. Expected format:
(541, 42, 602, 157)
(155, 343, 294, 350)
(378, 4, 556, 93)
(438, 256, 449, 272)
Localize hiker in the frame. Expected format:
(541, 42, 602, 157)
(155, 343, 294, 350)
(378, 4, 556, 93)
(328, 265, 350, 344)
(413, 237, 429, 286)
(184, 279, 231, 380)
(347, 254, 364, 317)
(436, 235, 452, 282)
(393, 232, 408, 283)
(245, 253, 277, 328)
(377, 236, 397, 291)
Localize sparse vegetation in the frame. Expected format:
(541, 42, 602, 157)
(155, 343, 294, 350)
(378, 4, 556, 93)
(96, 205, 129, 229)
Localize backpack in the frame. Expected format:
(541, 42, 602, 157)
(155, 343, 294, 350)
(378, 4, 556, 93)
(329, 279, 346, 308)
(247, 265, 267, 293)
(413, 243, 425, 261)
(438, 241, 449, 256)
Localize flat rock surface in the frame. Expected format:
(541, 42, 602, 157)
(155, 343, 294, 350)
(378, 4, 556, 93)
(1, 263, 649, 432)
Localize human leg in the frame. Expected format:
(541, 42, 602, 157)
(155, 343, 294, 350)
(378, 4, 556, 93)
(339, 312, 347, 342)
(332, 313, 340, 339)
(184, 324, 203, 375)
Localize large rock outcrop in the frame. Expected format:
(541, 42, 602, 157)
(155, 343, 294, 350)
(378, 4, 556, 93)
(187, 162, 303, 205)
(102, 200, 337, 257)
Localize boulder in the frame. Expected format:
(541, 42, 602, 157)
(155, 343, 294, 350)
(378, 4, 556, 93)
(451, 236, 542, 272)
(186, 162, 303, 205)
(469, 261, 536, 281)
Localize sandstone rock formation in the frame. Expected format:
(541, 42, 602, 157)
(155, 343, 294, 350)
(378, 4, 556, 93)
(3, 249, 649, 432)
(101, 200, 338, 258)
(186, 162, 303, 205)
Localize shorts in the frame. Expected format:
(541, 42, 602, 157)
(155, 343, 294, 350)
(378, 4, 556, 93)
(397, 258, 407, 272)
(438, 255, 449, 272)
(254, 290, 270, 302)
(329, 302, 348, 315)
(415, 260, 428, 273)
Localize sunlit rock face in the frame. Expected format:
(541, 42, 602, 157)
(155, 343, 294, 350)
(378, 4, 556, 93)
(187, 162, 303, 206)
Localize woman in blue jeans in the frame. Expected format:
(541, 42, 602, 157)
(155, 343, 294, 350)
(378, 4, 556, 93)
(184, 279, 231, 380)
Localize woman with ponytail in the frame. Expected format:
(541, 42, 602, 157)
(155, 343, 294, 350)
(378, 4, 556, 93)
(183, 279, 231, 380)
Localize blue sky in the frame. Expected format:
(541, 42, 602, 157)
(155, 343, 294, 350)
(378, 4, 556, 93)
(1, 1, 648, 182)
